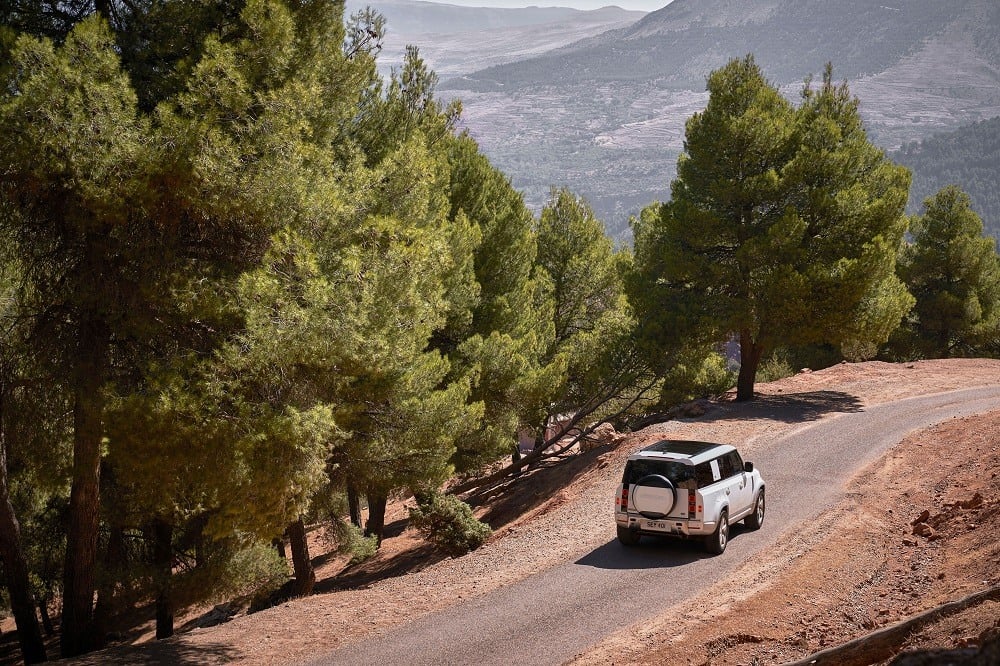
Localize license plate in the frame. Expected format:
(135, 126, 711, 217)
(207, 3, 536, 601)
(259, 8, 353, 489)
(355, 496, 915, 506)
(642, 519, 671, 531)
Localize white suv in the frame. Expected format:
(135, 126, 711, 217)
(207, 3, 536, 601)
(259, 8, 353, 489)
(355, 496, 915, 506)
(614, 440, 765, 554)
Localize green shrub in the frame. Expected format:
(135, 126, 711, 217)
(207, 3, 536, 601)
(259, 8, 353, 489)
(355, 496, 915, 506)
(408, 493, 491, 557)
(335, 521, 378, 565)
(307, 485, 377, 565)
(659, 352, 735, 406)
(178, 538, 288, 607)
(756, 352, 795, 383)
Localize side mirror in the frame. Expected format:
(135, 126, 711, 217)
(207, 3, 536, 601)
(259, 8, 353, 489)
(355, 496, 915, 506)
(744, 461, 754, 473)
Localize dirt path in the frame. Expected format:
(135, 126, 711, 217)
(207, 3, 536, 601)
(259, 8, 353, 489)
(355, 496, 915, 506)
(62, 359, 1000, 665)
(316, 387, 1000, 666)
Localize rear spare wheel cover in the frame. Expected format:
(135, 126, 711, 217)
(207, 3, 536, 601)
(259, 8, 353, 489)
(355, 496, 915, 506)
(630, 473, 676, 519)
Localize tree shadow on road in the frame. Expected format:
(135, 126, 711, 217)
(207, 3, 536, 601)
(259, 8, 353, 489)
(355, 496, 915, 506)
(472, 445, 608, 531)
(697, 391, 864, 425)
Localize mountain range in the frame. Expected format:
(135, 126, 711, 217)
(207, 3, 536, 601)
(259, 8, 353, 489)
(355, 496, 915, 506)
(446, 0, 998, 91)
(423, 0, 1000, 238)
(345, 1, 645, 79)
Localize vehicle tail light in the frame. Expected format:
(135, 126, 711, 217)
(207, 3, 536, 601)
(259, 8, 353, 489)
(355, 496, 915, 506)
(621, 485, 629, 511)
(688, 490, 696, 516)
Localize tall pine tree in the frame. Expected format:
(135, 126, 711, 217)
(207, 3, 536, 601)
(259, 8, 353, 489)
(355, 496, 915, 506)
(631, 57, 912, 401)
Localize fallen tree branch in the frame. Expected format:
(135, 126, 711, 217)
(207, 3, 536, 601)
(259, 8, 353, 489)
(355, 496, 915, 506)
(782, 585, 1000, 666)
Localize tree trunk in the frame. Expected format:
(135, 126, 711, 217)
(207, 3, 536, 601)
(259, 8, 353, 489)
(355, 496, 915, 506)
(347, 483, 362, 528)
(39, 601, 54, 636)
(532, 430, 546, 452)
(364, 488, 388, 545)
(60, 317, 108, 658)
(736, 330, 764, 402)
(0, 506, 43, 664)
(153, 520, 173, 640)
(193, 522, 205, 567)
(94, 0, 114, 22)
(939, 327, 951, 359)
(93, 523, 126, 647)
(0, 389, 48, 664)
(347, 483, 361, 527)
(285, 518, 315, 597)
(271, 537, 286, 559)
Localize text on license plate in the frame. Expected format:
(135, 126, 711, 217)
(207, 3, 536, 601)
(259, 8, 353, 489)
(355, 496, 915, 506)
(642, 519, 671, 531)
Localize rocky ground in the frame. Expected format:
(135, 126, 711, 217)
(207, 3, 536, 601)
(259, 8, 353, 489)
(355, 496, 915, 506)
(8, 358, 1000, 665)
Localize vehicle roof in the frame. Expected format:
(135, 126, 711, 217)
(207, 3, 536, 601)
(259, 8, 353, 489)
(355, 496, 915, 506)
(627, 439, 735, 465)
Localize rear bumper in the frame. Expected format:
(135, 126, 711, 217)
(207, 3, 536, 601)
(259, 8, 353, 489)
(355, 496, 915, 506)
(616, 511, 714, 537)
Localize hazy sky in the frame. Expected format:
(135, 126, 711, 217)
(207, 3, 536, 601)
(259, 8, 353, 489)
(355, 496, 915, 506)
(436, 0, 669, 10)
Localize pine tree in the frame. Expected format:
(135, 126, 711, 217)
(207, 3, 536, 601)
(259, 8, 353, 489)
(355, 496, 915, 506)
(0, 19, 153, 655)
(95, 0, 402, 619)
(631, 57, 912, 401)
(0, 244, 49, 663)
(533, 188, 650, 438)
(317, 136, 483, 542)
(1, 0, 372, 651)
(895, 186, 1000, 358)
(443, 135, 558, 471)
(536, 188, 621, 352)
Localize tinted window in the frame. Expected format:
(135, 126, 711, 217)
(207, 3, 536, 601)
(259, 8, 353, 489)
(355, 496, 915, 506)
(623, 459, 696, 488)
(695, 462, 716, 488)
(642, 440, 720, 457)
(716, 454, 735, 479)
(715, 451, 744, 479)
(727, 450, 744, 476)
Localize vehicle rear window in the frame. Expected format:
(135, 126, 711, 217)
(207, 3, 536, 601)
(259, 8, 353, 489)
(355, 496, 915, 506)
(623, 459, 696, 488)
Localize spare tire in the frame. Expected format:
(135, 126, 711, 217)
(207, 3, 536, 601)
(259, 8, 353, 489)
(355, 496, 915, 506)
(630, 474, 677, 519)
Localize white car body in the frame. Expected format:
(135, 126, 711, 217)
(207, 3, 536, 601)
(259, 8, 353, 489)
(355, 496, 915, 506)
(613, 440, 765, 553)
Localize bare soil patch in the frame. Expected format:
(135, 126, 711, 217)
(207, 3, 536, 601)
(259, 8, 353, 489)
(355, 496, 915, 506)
(19, 358, 1000, 665)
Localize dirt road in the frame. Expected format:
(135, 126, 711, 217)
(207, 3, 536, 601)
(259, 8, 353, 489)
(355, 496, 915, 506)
(312, 386, 1000, 666)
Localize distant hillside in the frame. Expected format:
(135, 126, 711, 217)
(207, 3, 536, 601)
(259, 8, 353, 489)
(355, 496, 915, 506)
(346, 0, 645, 78)
(893, 117, 1000, 240)
(446, 0, 999, 91)
(436, 0, 1000, 237)
(345, 0, 638, 33)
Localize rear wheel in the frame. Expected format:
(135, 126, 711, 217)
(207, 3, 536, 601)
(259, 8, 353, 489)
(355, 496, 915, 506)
(705, 509, 728, 554)
(617, 525, 640, 546)
(745, 488, 765, 530)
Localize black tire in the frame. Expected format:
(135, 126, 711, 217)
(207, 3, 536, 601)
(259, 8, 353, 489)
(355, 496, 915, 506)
(705, 509, 728, 554)
(745, 488, 765, 530)
(617, 524, 640, 546)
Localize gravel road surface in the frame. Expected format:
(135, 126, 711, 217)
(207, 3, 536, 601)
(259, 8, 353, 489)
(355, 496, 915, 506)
(312, 386, 1000, 666)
